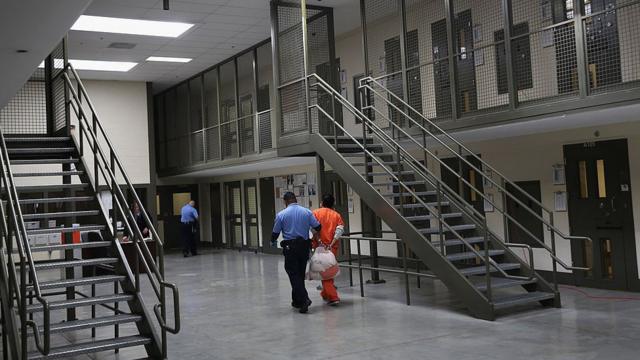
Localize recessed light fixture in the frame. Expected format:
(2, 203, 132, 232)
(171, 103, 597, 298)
(146, 56, 192, 63)
(71, 15, 194, 38)
(38, 59, 137, 72)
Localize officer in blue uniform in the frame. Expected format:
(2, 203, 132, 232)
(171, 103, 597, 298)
(180, 200, 199, 257)
(272, 192, 321, 313)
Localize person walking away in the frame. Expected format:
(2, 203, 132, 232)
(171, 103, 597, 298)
(180, 200, 199, 257)
(271, 192, 321, 314)
(312, 194, 345, 306)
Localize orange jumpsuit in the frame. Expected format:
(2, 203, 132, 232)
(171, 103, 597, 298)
(312, 207, 344, 302)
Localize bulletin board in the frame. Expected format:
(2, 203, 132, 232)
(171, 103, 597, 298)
(273, 173, 317, 213)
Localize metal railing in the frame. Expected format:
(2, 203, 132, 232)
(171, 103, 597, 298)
(359, 76, 593, 288)
(0, 129, 51, 358)
(306, 73, 537, 300)
(63, 64, 180, 357)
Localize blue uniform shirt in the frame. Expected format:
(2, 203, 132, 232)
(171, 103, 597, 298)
(273, 203, 320, 240)
(180, 204, 199, 223)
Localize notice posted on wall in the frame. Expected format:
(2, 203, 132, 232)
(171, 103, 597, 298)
(274, 173, 315, 213)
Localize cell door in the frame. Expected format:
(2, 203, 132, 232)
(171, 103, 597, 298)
(244, 179, 259, 250)
(224, 182, 243, 249)
(564, 139, 637, 290)
(384, 36, 405, 128)
(454, 10, 477, 114)
(441, 155, 485, 216)
(432, 18, 452, 119)
(584, 0, 621, 89)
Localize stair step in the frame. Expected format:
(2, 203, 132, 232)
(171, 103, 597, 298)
(27, 241, 110, 253)
(432, 236, 485, 247)
(23, 210, 100, 220)
(14, 171, 84, 177)
(343, 152, 395, 157)
(365, 171, 415, 176)
(5, 137, 71, 143)
(19, 196, 95, 205)
(493, 291, 556, 310)
(351, 161, 399, 166)
(26, 225, 105, 235)
(375, 181, 426, 186)
(459, 263, 520, 276)
(383, 191, 436, 197)
(446, 249, 505, 262)
(32, 258, 118, 270)
(27, 335, 151, 360)
(26, 294, 134, 313)
(472, 276, 538, 291)
(419, 224, 476, 234)
(405, 212, 463, 221)
(10, 159, 79, 165)
(15, 183, 89, 193)
(43, 315, 141, 335)
(7, 147, 74, 154)
(395, 201, 450, 209)
(30, 275, 125, 291)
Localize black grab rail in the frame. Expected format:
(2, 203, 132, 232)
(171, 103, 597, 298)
(62, 64, 180, 357)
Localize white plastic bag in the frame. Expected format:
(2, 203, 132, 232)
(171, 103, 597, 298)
(307, 247, 340, 280)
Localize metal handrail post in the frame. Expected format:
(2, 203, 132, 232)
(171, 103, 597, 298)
(347, 236, 353, 287)
(483, 222, 492, 303)
(402, 240, 410, 306)
(357, 238, 364, 297)
(436, 181, 445, 256)
(550, 215, 559, 293)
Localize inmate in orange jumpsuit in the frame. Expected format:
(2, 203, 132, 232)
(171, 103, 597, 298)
(312, 207, 344, 303)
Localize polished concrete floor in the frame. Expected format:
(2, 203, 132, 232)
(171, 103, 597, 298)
(4, 249, 640, 359)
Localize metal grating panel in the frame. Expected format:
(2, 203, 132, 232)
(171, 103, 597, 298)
(258, 111, 272, 151)
(204, 69, 219, 128)
(0, 71, 47, 134)
(191, 131, 205, 164)
(176, 83, 189, 137)
(221, 121, 238, 159)
(205, 126, 221, 161)
(279, 81, 307, 134)
(189, 77, 203, 132)
(239, 115, 255, 155)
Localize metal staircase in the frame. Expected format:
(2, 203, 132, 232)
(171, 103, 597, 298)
(306, 74, 592, 320)
(0, 64, 179, 359)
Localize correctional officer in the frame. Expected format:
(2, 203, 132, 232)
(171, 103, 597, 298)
(272, 192, 321, 313)
(180, 200, 199, 257)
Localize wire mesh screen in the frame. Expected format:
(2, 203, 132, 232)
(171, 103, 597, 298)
(239, 115, 255, 155)
(189, 77, 203, 132)
(280, 80, 307, 134)
(191, 131, 205, 164)
(585, 0, 638, 92)
(0, 69, 47, 134)
(222, 121, 239, 158)
(51, 41, 67, 133)
(511, 0, 579, 104)
(205, 126, 221, 161)
(258, 110, 273, 151)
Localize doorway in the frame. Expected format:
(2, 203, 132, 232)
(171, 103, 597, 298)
(564, 139, 638, 290)
(244, 179, 259, 250)
(440, 155, 485, 216)
(211, 183, 223, 248)
(506, 181, 543, 247)
(224, 181, 243, 249)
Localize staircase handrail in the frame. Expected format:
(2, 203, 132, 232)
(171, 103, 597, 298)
(0, 129, 51, 357)
(360, 76, 592, 271)
(62, 64, 180, 353)
(308, 74, 533, 287)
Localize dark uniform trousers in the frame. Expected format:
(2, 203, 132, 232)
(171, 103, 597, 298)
(181, 222, 197, 256)
(281, 238, 311, 306)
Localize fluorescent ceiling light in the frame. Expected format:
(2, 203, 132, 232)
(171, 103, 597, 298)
(39, 59, 137, 72)
(146, 56, 192, 63)
(71, 15, 194, 38)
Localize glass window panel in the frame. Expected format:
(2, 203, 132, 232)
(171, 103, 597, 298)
(256, 43, 273, 112)
(165, 89, 177, 140)
(189, 77, 203, 132)
(579, 160, 588, 198)
(237, 51, 255, 118)
(204, 69, 219, 128)
(220, 60, 237, 124)
(597, 159, 607, 198)
(601, 238, 613, 279)
(176, 83, 189, 136)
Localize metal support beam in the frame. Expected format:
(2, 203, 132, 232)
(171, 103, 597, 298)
(270, 1, 282, 148)
(501, 0, 519, 109)
(359, 0, 370, 78)
(574, 0, 590, 98)
(444, 0, 459, 120)
(399, 0, 410, 128)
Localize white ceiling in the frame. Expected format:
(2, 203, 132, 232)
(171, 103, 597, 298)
(69, 0, 360, 93)
(0, 0, 91, 109)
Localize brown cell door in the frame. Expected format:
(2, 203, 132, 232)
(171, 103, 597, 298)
(326, 171, 350, 259)
(224, 182, 243, 249)
(564, 139, 637, 290)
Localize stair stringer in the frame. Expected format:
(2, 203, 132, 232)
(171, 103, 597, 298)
(311, 135, 495, 320)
